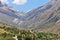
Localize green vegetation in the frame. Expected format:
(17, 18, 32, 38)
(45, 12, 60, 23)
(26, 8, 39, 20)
(0, 23, 60, 40)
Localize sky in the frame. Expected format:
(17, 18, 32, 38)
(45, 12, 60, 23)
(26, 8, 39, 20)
(0, 0, 50, 12)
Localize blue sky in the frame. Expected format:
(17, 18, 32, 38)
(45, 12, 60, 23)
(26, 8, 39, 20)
(1, 0, 50, 12)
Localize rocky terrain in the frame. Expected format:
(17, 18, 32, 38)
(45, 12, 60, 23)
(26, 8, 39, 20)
(0, 0, 60, 32)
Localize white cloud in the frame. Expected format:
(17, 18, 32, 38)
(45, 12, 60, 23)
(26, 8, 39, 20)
(12, 0, 27, 5)
(0, 0, 9, 4)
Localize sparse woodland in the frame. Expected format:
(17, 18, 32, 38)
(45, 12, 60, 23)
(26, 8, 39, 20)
(0, 22, 60, 40)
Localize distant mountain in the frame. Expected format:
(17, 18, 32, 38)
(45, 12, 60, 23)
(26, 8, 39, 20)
(0, 1, 26, 27)
(0, 0, 60, 30)
(19, 0, 60, 29)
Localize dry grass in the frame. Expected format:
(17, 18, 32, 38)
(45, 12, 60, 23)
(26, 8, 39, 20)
(0, 29, 6, 33)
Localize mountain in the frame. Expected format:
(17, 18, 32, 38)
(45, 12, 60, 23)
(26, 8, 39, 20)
(0, 0, 60, 30)
(0, 1, 26, 27)
(19, 0, 60, 30)
(0, 0, 60, 40)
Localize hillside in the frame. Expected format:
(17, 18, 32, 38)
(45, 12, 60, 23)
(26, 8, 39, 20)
(0, 0, 60, 30)
(19, 0, 60, 29)
(0, 22, 60, 40)
(0, 1, 26, 28)
(0, 0, 60, 40)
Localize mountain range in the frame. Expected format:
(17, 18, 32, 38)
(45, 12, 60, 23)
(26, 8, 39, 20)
(0, 0, 60, 32)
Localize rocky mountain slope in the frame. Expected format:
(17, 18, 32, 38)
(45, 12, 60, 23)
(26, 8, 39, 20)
(0, 1, 26, 27)
(0, 0, 60, 30)
(19, 0, 60, 29)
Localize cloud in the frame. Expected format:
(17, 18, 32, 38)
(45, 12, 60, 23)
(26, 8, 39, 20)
(12, 0, 27, 5)
(0, 0, 9, 4)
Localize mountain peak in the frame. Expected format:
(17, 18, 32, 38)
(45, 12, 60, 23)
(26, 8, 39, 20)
(51, 0, 60, 2)
(47, 0, 60, 5)
(0, 1, 3, 7)
(0, 1, 9, 7)
(51, 0, 58, 1)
